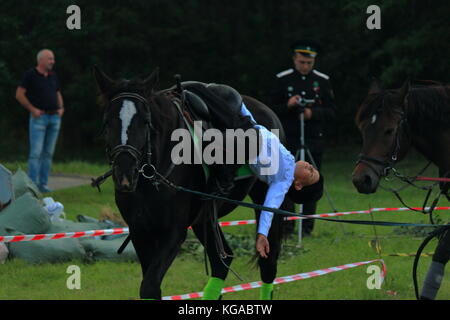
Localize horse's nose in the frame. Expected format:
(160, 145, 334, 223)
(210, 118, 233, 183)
(113, 166, 135, 192)
(352, 167, 378, 194)
(121, 176, 130, 187)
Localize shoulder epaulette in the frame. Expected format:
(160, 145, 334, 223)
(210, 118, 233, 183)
(276, 68, 294, 78)
(312, 69, 330, 80)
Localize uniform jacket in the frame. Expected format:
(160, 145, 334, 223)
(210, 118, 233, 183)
(270, 68, 337, 154)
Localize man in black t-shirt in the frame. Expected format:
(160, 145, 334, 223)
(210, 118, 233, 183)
(15, 49, 65, 193)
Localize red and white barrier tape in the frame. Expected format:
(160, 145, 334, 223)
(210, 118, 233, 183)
(1, 206, 448, 243)
(0, 228, 128, 243)
(219, 206, 450, 226)
(162, 258, 387, 300)
(415, 176, 450, 183)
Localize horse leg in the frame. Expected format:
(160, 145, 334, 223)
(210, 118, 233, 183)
(249, 181, 291, 300)
(191, 214, 234, 300)
(131, 225, 187, 300)
(421, 229, 450, 300)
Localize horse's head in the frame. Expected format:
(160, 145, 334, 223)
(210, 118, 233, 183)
(352, 79, 411, 194)
(93, 66, 159, 192)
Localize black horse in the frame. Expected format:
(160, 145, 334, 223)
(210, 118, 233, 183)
(93, 66, 301, 300)
(352, 79, 450, 300)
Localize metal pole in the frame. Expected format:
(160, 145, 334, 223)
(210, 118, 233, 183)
(305, 147, 345, 234)
(297, 110, 305, 246)
(295, 98, 315, 246)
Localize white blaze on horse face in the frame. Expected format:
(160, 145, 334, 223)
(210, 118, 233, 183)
(371, 114, 377, 124)
(120, 100, 137, 145)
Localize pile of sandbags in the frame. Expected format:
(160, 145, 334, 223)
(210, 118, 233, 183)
(0, 167, 138, 264)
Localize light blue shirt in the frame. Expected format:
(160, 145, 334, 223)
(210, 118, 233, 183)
(241, 103, 295, 237)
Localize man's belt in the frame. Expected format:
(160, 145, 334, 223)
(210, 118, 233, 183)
(42, 110, 59, 115)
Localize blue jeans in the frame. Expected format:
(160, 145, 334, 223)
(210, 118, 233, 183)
(28, 114, 61, 187)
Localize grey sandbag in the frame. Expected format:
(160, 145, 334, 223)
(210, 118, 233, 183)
(7, 230, 86, 264)
(80, 237, 138, 262)
(76, 214, 99, 223)
(75, 215, 126, 240)
(11, 168, 42, 199)
(0, 243, 8, 264)
(0, 192, 51, 235)
(49, 219, 112, 233)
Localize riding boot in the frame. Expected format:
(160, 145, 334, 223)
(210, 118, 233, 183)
(301, 201, 317, 235)
(420, 261, 445, 300)
(260, 282, 274, 300)
(202, 277, 224, 300)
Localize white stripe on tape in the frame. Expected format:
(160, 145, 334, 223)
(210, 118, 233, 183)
(162, 259, 386, 300)
(1, 206, 448, 243)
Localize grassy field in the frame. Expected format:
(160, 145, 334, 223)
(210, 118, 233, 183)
(1, 149, 449, 300)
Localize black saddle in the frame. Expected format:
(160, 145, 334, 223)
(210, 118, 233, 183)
(181, 81, 243, 123)
(184, 89, 211, 121)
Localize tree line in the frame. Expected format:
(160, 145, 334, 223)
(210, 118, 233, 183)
(1, 0, 449, 159)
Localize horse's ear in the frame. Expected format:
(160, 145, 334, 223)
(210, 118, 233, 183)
(398, 78, 411, 108)
(368, 77, 382, 95)
(398, 78, 411, 99)
(143, 67, 159, 90)
(93, 65, 114, 93)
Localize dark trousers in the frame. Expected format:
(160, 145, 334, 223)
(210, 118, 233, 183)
(302, 151, 322, 234)
(285, 141, 323, 235)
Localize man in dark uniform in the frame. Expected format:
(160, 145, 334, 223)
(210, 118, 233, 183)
(270, 40, 337, 235)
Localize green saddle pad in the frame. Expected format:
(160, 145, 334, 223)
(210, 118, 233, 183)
(173, 101, 254, 182)
(236, 164, 253, 180)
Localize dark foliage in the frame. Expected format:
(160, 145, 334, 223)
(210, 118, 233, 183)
(1, 0, 449, 158)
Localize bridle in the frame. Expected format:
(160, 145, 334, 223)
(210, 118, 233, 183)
(356, 93, 408, 178)
(93, 86, 187, 192)
(357, 115, 407, 178)
(107, 92, 157, 182)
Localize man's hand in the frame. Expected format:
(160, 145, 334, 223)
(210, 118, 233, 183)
(256, 233, 270, 258)
(304, 107, 312, 120)
(31, 107, 44, 118)
(16, 87, 43, 118)
(57, 108, 65, 117)
(287, 95, 301, 109)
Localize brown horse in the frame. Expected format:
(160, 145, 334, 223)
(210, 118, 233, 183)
(352, 79, 450, 300)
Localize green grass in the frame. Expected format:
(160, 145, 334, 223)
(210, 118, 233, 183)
(0, 149, 449, 300)
(2, 160, 109, 177)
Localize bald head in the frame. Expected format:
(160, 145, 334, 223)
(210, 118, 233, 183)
(292, 160, 320, 191)
(36, 49, 55, 72)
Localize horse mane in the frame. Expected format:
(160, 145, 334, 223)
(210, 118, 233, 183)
(97, 78, 176, 132)
(356, 84, 450, 134)
(406, 84, 450, 134)
(97, 78, 152, 105)
(355, 89, 398, 127)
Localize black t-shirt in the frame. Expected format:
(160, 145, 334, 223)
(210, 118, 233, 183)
(20, 68, 60, 111)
